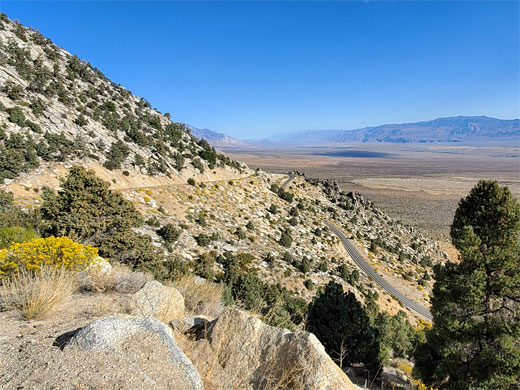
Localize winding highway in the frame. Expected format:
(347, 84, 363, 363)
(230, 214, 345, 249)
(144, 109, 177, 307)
(280, 173, 295, 190)
(324, 221, 433, 320)
(279, 174, 432, 320)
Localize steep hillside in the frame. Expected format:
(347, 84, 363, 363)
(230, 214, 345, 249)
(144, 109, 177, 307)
(268, 116, 520, 145)
(0, 14, 448, 325)
(0, 15, 248, 184)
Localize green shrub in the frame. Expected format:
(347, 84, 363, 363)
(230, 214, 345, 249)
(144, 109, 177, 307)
(140, 257, 189, 282)
(278, 188, 294, 203)
(298, 256, 312, 274)
(195, 234, 211, 247)
(25, 120, 42, 133)
(74, 115, 88, 126)
(0, 191, 40, 229)
(235, 227, 246, 240)
(157, 224, 181, 244)
(187, 178, 196, 186)
(318, 261, 328, 272)
(104, 140, 130, 170)
(98, 230, 159, 266)
(192, 158, 204, 173)
(7, 106, 26, 126)
(146, 216, 161, 227)
(282, 251, 294, 264)
(39, 167, 155, 266)
(268, 204, 278, 214)
(279, 230, 293, 248)
(194, 252, 215, 279)
(0, 226, 39, 249)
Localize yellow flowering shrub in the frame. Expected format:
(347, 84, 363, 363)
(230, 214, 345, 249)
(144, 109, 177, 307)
(0, 236, 98, 278)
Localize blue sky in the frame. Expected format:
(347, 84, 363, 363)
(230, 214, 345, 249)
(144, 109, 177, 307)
(2, 1, 519, 139)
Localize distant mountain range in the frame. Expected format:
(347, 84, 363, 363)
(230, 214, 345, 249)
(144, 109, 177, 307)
(196, 116, 519, 148)
(188, 126, 245, 147)
(266, 116, 520, 145)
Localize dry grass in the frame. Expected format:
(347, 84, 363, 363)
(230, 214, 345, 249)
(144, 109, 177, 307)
(172, 274, 224, 317)
(0, 265, 76, 320)
(78, 263, 151, 294)
(156, 290, 184, 324)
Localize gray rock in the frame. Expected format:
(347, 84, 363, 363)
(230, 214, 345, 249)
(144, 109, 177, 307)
(67, 316, 203, 390)
(131, 280, 185, 321)
(202, 308, 360, 390)
(170, 315, 213, 333)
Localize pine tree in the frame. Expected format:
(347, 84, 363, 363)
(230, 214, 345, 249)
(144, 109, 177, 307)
(307, 281, 383, 374)
(414, 180, 520, 389)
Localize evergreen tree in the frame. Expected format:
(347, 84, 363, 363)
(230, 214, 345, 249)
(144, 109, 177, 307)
(414, 180, 520, 389)
(39, 166, 158, 266)
(307, 281, 383, 374)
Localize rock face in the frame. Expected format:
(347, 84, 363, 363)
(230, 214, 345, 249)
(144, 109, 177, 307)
(67, 316, 203, 390)
(131, 280, 185, 321)
(200, 308, 359, 390)
(170, 315, 213, 334)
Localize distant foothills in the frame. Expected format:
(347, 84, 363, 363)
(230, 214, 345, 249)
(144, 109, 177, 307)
(192, 116, 520, 147)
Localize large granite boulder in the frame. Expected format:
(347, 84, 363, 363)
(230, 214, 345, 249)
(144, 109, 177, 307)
(131, 280, 185, 321)
(200, 308, 359, 390)
(66, 316, 203, 390)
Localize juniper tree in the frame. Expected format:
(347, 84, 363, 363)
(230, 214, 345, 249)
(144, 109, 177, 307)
(307, 281, 383, 374)
(414, 180, 520, 389)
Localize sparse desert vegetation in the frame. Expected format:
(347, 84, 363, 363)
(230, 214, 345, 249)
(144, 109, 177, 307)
(0, 13, 517, 390)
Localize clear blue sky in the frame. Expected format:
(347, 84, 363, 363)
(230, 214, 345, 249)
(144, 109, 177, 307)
(2, 1, 519, 139)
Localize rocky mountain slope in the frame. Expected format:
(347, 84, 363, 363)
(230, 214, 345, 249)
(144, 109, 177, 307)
(0, 14, 449, 323)
(0, 14, 247, 184)
(0, 15, 452, 389)
(265, 116, 520, 145)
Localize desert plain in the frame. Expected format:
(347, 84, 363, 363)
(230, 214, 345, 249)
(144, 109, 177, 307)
(222, 143, 520, 250)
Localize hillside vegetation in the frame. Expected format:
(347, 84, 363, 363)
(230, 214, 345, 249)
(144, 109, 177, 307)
(0, 14, 246, 183)
(3, 15, 501, 390)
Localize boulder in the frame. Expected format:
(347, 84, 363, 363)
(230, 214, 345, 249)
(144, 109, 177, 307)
(170, 315, 213, 334)
(202, 308, 360, 390)
(131, 280, 184, 321)
(66, 316, 203, 390)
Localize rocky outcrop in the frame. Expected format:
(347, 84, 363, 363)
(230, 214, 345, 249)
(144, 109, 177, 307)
(66, 316, 203, 390)
(170, 315, 213, 334)
(131, 280, 185, 321)
(198, 308, 360, 390)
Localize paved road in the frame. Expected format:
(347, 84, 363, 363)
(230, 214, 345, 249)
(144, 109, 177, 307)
(324, 221, 433, 320)
(121, 174, 255, 192)
(280, 174, 295, 190)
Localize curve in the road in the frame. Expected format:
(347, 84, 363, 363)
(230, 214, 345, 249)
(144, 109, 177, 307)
(280, 174, 295, 190)
(324, 221, 433, 320)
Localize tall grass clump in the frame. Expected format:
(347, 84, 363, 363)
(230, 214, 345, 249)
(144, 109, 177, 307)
(0, 265, 76, 320)
(172, 274, 224, 317)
